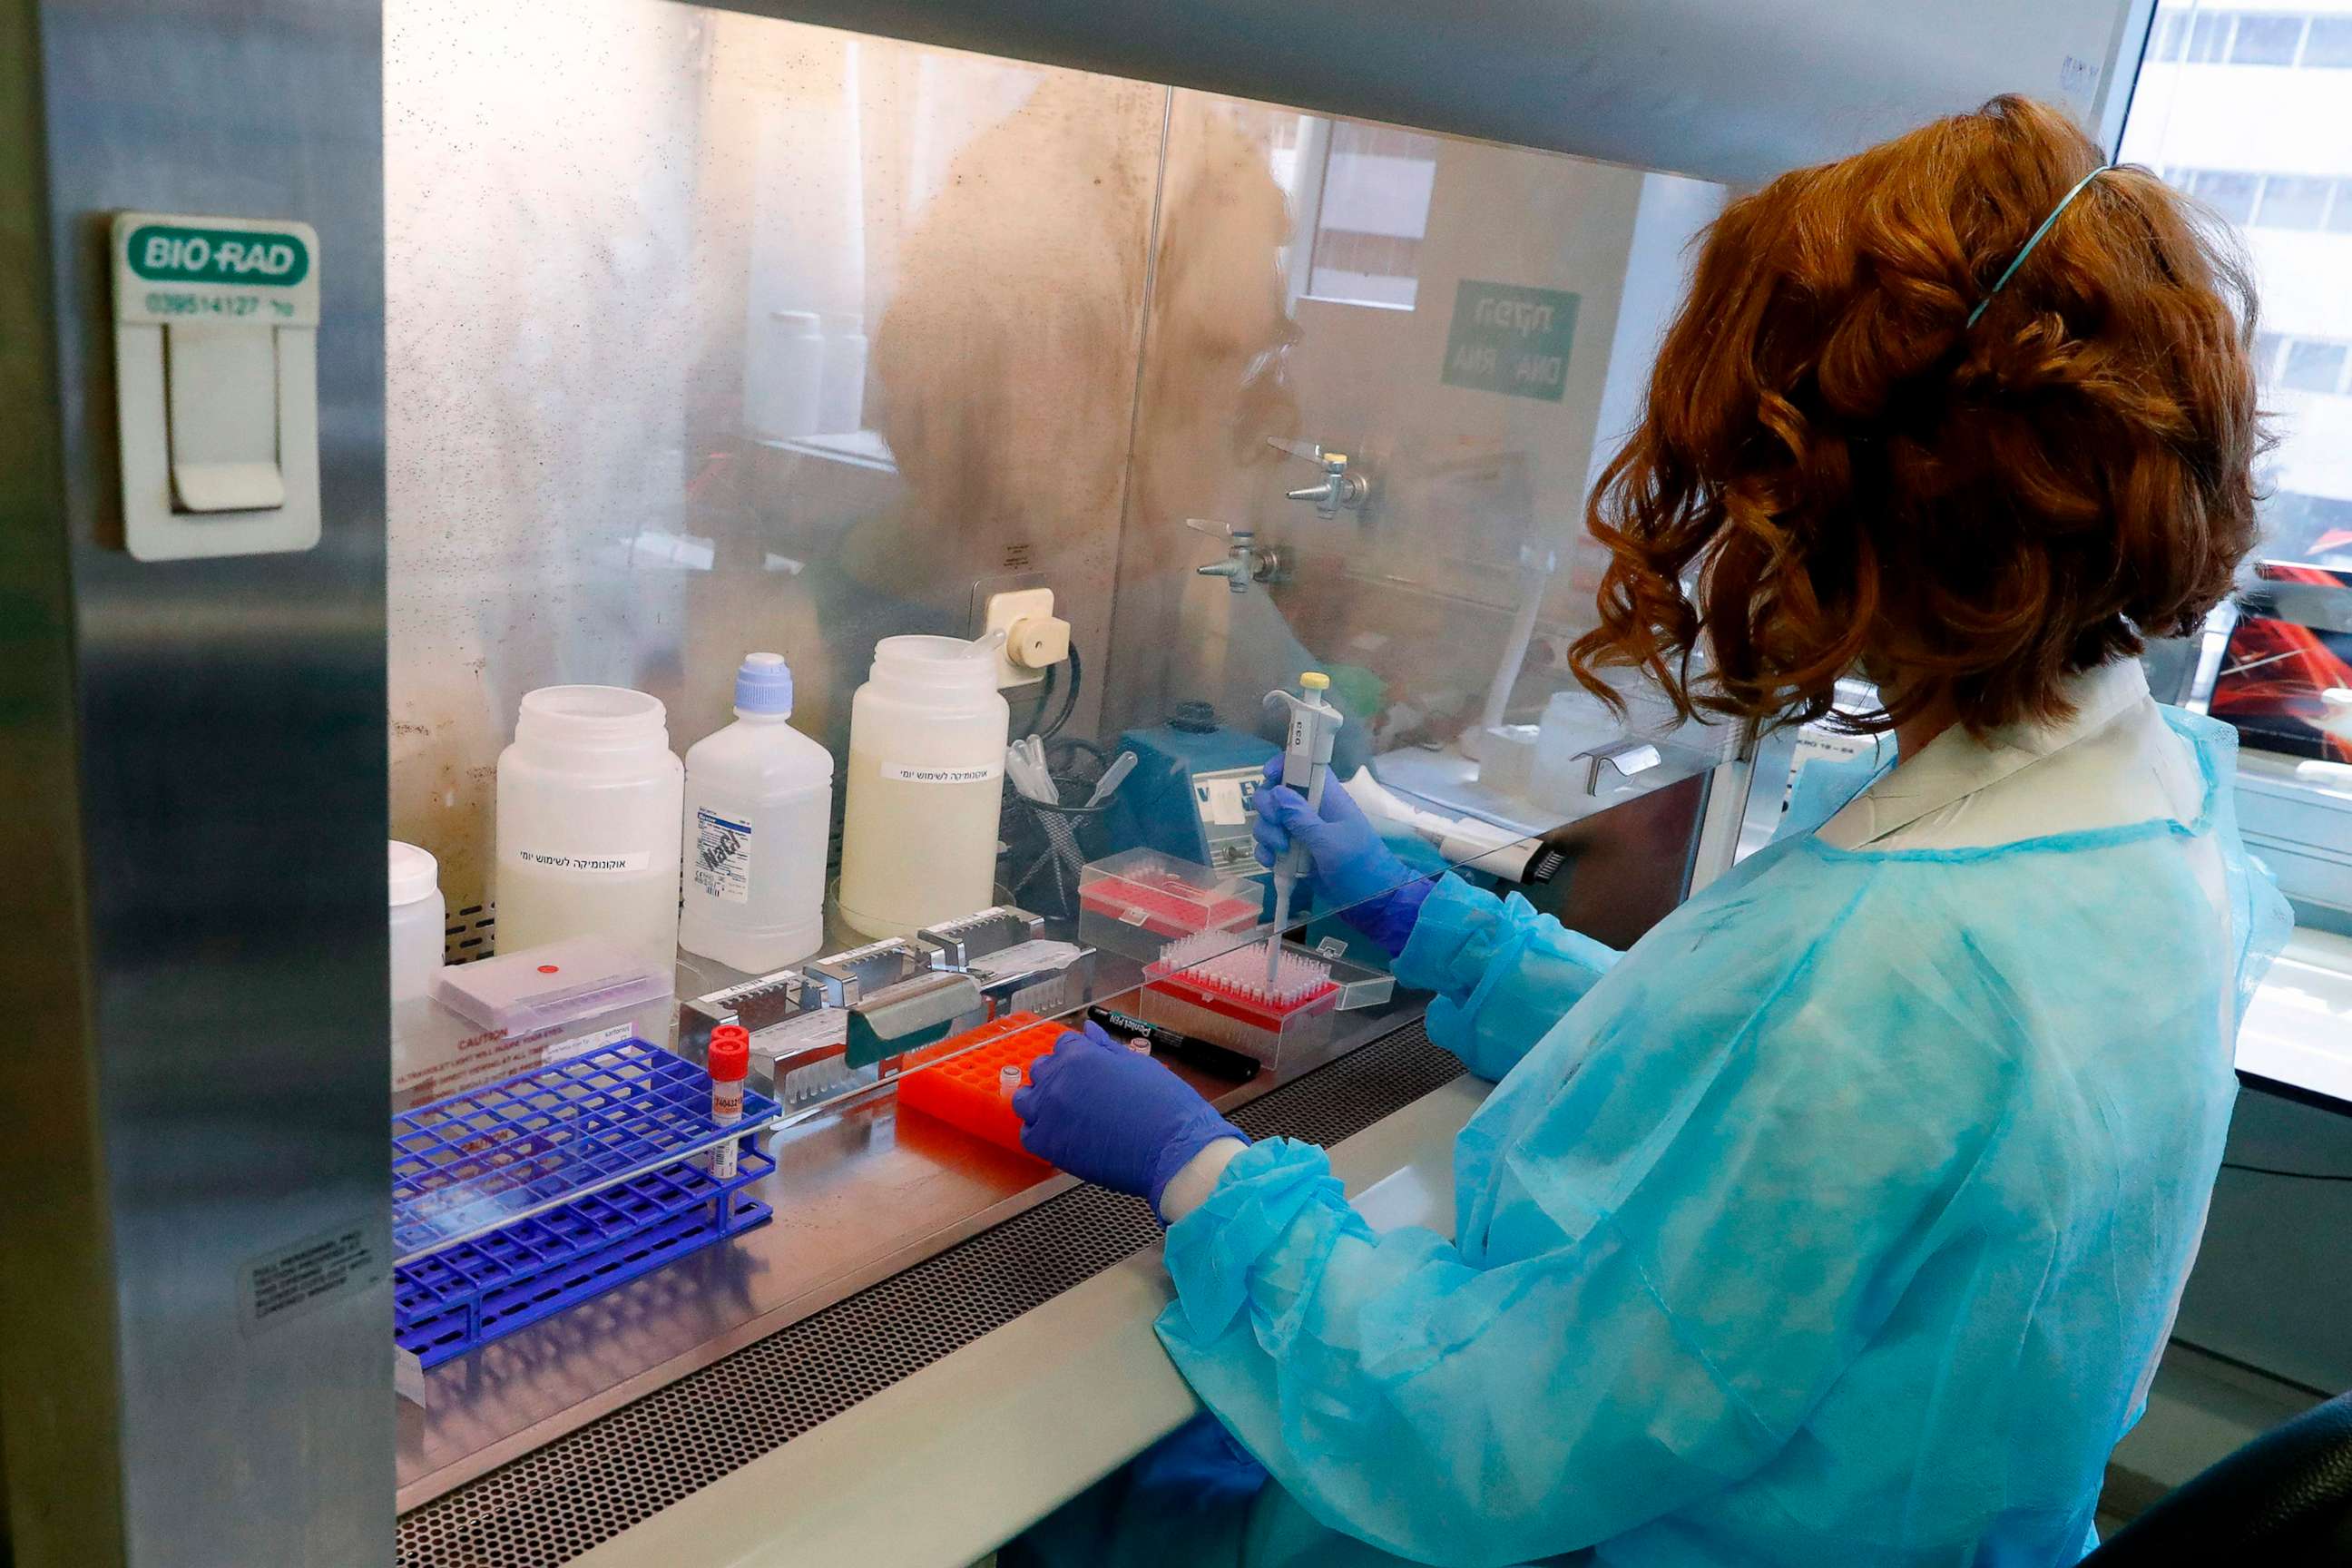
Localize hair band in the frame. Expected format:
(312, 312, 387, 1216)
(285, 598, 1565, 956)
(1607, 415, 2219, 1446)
(1966, 165, 2112, 328)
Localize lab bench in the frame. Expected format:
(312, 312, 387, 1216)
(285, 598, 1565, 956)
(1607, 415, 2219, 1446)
(395, 898, 1384, 1504)
(393, 1012, 1481, 1567)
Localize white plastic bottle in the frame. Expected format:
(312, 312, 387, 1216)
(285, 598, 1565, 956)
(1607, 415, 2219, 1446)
(745, 309, 824, 441)
(495, 685, 685, 973)
(838, 635, 1010, 937)
(388, 839, 445, 1003)
(679, 652, 834, 973)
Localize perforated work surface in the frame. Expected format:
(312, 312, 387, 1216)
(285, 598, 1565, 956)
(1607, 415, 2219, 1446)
(395, 1019, 1464, 1568)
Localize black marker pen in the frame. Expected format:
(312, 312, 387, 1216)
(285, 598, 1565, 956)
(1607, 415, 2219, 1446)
(1086, 1005, 1262, 1082)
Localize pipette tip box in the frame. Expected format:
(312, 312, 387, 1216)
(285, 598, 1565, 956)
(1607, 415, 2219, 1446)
(1140, 934, 1339, 1068)
(1078, 848, 1260, 956)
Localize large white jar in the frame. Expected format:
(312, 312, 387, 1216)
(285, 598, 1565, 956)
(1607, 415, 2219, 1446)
(837, 636, 1010, 937)
(495, 685, 684, 972)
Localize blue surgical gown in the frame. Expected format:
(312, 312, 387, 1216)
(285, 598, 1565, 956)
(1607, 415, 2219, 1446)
(1139, 709, 2288, 1568)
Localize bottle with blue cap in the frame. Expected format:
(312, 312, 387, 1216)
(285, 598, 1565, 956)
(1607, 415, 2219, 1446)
(679, 652, 835, 973)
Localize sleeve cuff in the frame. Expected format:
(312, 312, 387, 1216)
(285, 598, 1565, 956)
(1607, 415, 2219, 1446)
(1161, 1138, 1345, 1341)
(1394, 873, 1524, 1001)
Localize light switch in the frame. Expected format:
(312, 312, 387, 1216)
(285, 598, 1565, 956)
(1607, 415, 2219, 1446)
(165, 322, 286, 513)
(112, 212, 321, 561)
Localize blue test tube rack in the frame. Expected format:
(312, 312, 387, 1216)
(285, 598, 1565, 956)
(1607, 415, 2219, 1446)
(390, 1039, 779, 1369)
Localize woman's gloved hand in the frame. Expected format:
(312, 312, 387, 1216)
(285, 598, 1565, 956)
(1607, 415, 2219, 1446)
(1252, 760, 1434, 956)
(1014, 1022, 1246, 1221)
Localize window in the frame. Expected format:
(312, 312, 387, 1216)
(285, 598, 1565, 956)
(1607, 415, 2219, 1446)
(2159, 167, 2352, 232)
(2190, 169, 2261, 223)
(2187, 12, 2234, 62)
(2151, 11, 2187, 61)
(1298, 122, 1440, 309)
(2254, 331, 2288, 382)
(2146, 9, 2352, 69)
(2282, 340, 2349, 394)
(2267, 492, 2352, 562)
(2243, 334, 2352, 396)
(2230, 14, 2306, 64)
(2307, 16, 2352, 67)
(2124, 20, 2352, 570)
(2257, 174, 2336, 230)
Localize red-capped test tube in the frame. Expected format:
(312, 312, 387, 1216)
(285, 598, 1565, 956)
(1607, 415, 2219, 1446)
(707, 1024, 750, 1179)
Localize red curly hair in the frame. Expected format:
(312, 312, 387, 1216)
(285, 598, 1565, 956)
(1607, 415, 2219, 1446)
(1569, 95, 2266, 735)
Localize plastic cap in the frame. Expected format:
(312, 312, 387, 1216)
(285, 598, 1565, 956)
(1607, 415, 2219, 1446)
(389, 840, 438, 906)
(1299, 671, 1331, 691)
(708, 1024, 750, 1083)
(735, 652, 794, 714)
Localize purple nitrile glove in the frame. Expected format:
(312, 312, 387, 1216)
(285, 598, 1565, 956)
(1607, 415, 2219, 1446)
(1251, 759, 1436, 957)
(1014, 1021, 1246, 1221)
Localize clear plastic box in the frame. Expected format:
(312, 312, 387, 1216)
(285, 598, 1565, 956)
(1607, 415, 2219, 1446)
(436, 936, 674, 1035)
(1077, 848, 1261, 957)
(1138, 936, 1339, 1070)
(397, 938, 675, 1112)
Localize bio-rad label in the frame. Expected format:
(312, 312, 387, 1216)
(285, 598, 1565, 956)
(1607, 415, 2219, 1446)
(692, 808, 753, 904)
(113, 212, 322, 329)
(881, 760, 1003, 786)
(514, 848, 651, 874)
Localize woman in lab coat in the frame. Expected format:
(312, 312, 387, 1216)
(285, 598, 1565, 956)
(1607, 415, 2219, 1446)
(1010, 96, 2290, 1568)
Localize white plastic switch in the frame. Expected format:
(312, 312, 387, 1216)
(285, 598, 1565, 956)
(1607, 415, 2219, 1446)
(165, 323, 286, 512)
(983, 587, 1070, 688)
(112, 211, 321, 561)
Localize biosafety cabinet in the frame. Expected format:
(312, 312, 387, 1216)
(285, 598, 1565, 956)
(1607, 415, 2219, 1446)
(0, 1, 2151, 1563)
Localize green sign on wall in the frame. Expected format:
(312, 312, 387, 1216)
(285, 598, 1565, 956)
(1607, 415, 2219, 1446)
(1441, 280, 1579, 402)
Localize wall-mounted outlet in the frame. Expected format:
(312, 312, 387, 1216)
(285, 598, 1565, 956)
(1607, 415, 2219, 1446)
(983, 586, 1068, 689)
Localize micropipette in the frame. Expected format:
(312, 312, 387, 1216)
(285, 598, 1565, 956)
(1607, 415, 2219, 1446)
(1263, 671, 1345, 986)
